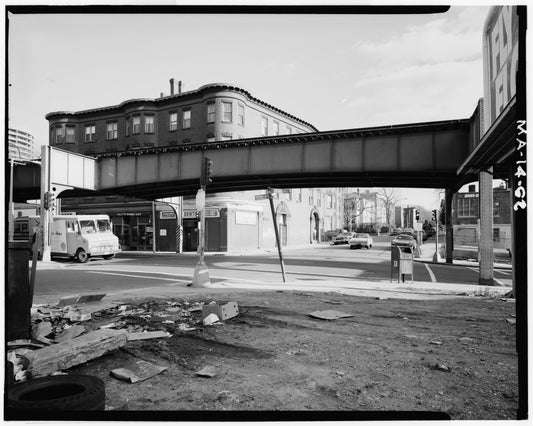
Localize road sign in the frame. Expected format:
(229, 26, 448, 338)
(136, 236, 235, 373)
(196, 188, 205, 211)
(255, 193, 279, 200)
(413, 222, 422, 231)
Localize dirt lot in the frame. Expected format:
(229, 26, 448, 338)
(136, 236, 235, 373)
(52, 289, 519, 420)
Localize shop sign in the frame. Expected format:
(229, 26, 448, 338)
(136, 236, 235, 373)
(463, 193, 479, 198)
(205, 208, 220, 218)
(117, 212, 142, 216)
(483, 6, 519, 126)
(160, 211, 176, 219)
(184, 209, 197, 219)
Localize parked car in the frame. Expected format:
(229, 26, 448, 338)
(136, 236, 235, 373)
(332, 232, 354, 245)
(391, 234, 417, 251)
(348, 233, 373, 249)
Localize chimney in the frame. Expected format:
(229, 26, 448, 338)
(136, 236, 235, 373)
(170, 78, 175, 96)
(160, 92, 164, 98)
(178, 80, 182, 94)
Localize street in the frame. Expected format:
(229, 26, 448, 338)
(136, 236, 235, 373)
(33, 237, 512, 300)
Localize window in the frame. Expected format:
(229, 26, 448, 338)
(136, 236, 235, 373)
(206, 132, 215, 142)
(238, 104, 245, 126)
(287, 189, 292, 201)
(493, 199, 500, 216)
(106, 122, 118, 140)
(222, 102, 232, 122)
(298, 189, 302, 202)
(169, 112, 178, 131)
(287, 126, 292, 134)
(144, 115, 154, 133)
(457, 197, 479, 217)
(65, 126, 75, 143)
(317, 195, 321, 207)
(273, 121, 279, 136)
(207, 103, 215, 123)
(222, 135, 232, 141)
(85, 124, 95, 142)
(261, 117, 268, 136)
(125, 116, 131, 136)
(182, 109, 191, 129)
(132, 116, 140, 134)
(493, 228, 500, 242)
(55, 126, 63, 144)
(327, 194, 333, 209)
(182, 138, 191, 144)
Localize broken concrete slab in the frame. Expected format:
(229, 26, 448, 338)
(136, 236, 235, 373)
(126, 330, 172, 341)
(201, 302, 239, 321)
(25, 329, 127, 378)
(57, 294, 106, 306)
(203, 313, 220, 326)
(308, 310, 354, 320)
(54, 324, 86, 343)
(110, 360, 167, 383)
(32, 322, 52, 341)
(195, 366, 217, 378)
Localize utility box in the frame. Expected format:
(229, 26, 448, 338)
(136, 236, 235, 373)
(391, 246, 414, 283)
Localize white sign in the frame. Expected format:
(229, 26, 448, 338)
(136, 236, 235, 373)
(413, 222, 422, 231)
(205, 208, 220, 218)
(235, 211, 257, 225)
(160, 229, 167, 236)
(196, 189, 206, 211)
(184, 210, 197, 219)
(160, 211, 176, 219)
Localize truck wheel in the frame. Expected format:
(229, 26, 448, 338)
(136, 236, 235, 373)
(7, 374, 105, 411)
(102, 254, 115, 260)
(76, 249, 89, 263)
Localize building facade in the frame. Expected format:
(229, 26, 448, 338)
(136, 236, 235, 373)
(452, 184, 512, 250)
(49, 82, 343, 251)
(343, 189, 387, 230)
(9, 128, 39, 160)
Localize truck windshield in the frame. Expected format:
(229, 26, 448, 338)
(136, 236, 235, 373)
(79, 220, 97, 234)
(97, 220, 112, 233)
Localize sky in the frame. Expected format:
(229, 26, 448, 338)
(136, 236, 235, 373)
(7, 5, 493, 210)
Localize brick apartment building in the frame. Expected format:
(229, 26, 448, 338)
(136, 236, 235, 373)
(452, 183, 512, 250)
(45, 81, 343, 251)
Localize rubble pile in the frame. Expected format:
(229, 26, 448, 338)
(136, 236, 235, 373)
(7, 296, 239, 385)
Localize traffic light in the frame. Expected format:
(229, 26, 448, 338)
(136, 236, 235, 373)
(415, 209, 420, 221)
(200, 157, 213, 186)
(432, 209, 437, 221)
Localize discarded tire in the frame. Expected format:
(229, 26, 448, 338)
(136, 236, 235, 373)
(8, 374, 105, 411)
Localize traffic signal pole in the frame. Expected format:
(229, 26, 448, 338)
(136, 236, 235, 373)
(192, 158, 212, 287)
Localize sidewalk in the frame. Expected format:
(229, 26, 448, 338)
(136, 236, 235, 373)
(415, 242, 512, 270)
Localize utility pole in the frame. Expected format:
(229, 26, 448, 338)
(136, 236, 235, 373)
(267, 188, 287, 282)
(192, 158, 212, 287)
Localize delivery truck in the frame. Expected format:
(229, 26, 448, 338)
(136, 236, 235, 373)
(15, 214, 120, 263)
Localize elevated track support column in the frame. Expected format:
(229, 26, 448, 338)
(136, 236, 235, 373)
(445, 189, 454, 264)
(478, 168, 495, 285)
(40, 146, 52, 262)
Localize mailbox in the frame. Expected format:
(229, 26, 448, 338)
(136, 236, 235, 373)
(390, 246, 414, 283)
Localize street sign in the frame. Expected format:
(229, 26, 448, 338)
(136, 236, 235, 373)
(196, 188, 205, 211)
(413, 222, 422, 231)
(255, 193, 279, 200)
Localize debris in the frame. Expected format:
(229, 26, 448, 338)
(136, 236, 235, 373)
(100, 323, 117, 329)
(110, 360, 167, 383)
(459, 337, 475, 343)
(405, 335, 418, 339)
(58, 294, 106, 306)
(506, 318, 516, 325)
(375, 297, 388, 300)
(25, 329, 127, 378)
(32, 322, 52, 341)
(335, 371, 346, 376)
(54, 324, 86, 343)
(203, 313, 220, 326)
(106, 396, 129, 411)
(430, 341, 443, 346)
(427, 361, 451, 372)
(126, 330, 172, 341)
(217, 390, 239, 405)
(178, 324, 196, 331)
(323, 300, 343, 305)
(202, 302, 239, 321)
(308, 310, 354, 320)
(67, 311, 92, 322)
(195, 366, 217, 378)
(188, 306, 203, 313)
(7, 340, 45, 350)
(162, 320, 175, 324)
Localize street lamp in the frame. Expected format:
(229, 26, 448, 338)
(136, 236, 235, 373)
(9, 145, 22, 241)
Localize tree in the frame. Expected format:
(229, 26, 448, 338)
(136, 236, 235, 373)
(377, 188, 401, 226)
(343, 192, 368, 231)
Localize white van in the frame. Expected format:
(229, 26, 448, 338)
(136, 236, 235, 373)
(16, 214, 120, 263)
